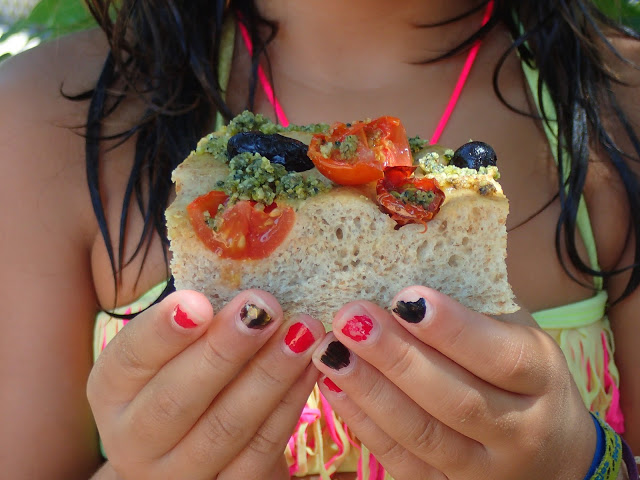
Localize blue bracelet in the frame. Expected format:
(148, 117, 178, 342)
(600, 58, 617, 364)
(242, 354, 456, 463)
(584, 412, 606, 479)
(584, 412, 622, 480)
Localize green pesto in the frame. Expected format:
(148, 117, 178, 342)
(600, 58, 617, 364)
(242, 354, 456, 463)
(196, 110, 328, 156)
(408, 136, 428, 155)
(216, 152, 331, 204)
(227, 111, 283, 135)
(317, 134, 359, 162)
(195, 133, 228, 157)
(338, 135, 359, 159)
(226, 110, 329, 135)
(418, 156, 500, 180)
(391, 187, 436, 210)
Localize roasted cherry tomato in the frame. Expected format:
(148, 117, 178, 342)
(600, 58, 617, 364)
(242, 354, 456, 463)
(308, 116, 413, 185)
(187, 191, 295, 259)
(376, 166, 445, 228)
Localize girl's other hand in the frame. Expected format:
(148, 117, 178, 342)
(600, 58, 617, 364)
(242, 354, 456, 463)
(87, 289, 324, 480)
(313, 286, 596, 480)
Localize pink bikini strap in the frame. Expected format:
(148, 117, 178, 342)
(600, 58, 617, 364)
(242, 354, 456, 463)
(430, 0, 494, 144)
(236, 20, 290, 127)
(238, 0, 494, 140)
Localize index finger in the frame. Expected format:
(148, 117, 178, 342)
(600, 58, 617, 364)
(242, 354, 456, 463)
(390, 286, 560, 395)
(87, 289, 214, 410)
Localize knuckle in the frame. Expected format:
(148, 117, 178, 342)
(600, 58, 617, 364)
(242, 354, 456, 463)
(149, 388, 187, 425)
(199, 334, 239, 373)
(202, 404, 245, 446)
(373, 439, 412, 466)
(496, 330, 553, 388)
(506, 330, 563, 390)
(440, 320, 467, 351)
(383, 342, 418, 381)
(119, 333, 154, 377)
(252, 361, 287, 391)
(348, 405, 371, 427)
(407, 416, 444, 458)
(246, 428, 282, 457)
(361, 375, 390, 407)
(448, 389, 484, 424)
(505, 341, 529, 380)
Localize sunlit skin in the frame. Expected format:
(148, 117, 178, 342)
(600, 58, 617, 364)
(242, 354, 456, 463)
(0, 0, 639, 478)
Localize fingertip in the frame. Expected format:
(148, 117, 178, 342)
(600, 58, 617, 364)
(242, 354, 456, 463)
(227, 289, 284, 330)
(295, 313, 327, 340)
(282, 314, 327, 356)
(242, 289, 284, 319)
(390, 286, 439, 326)
(392, 285, 440, 307)
(311, 333, 355, 375)
(164, 290, 214, 331)
(319, 375, 347, 398)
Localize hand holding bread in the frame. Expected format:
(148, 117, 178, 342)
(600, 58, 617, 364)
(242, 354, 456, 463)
(312, 287, 598, 480)
(87, 289, 324, 480)
(167, 112, 518, 325)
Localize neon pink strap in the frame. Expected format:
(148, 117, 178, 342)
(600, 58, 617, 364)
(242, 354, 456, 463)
(430, 0, 494, 144)
(237, 20, 290, 127)
(239, 0, 493, 141)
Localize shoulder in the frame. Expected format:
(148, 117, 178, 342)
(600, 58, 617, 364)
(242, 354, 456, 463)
(0, 29, 114, 476)
(0, 28, 110, 241)
(0, 27, 109, 92)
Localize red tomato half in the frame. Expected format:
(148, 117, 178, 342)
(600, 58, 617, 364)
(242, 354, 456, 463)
(308, 116, 413, 185)
(187, 191, 295, 259)
(376, 166, 445, 228)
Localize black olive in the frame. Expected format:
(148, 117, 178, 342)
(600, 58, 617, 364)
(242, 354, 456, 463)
(450, 141, 497, 170)
(227, 132, 314, 172)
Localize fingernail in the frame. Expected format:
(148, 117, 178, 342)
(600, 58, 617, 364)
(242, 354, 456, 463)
(322, 376, 343, 393)
(173, 305, 198, 329)
(341, 314, 374, 342)
(321, 341, 351, 370)
(285, 322, 316, 354)
(240, 303, 272, 330)
(392, 297, 430, 324)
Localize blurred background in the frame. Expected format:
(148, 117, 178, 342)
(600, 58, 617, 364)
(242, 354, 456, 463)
(1, 0, 640, 62)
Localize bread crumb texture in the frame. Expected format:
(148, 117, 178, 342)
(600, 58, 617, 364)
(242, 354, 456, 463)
(167, 149, 519, 323)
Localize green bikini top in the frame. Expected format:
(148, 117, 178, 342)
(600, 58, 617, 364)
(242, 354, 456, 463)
(519, 50, 607, 329)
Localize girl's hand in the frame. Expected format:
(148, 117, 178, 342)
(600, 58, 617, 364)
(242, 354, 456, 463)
(312, 286, 597, 480)
(87, 289, 325, 480)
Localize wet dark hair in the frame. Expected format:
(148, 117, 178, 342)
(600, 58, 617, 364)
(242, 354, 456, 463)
(80, 0, 640, 308)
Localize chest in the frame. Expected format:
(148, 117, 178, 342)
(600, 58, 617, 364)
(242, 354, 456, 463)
(92, 42, 607, 314)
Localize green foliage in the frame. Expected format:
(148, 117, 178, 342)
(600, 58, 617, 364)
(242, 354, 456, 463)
(593, 0, 640, 31)
(0, 0, 94, 50)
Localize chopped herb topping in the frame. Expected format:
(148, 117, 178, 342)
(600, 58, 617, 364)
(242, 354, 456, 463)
(227, 111, 281, 135)
(216, 152, 331, 204)
(339, 135, 359, 159)
(418, 156, 500, 180)
(195, 134, 228, 157)
(317, 134, 360, 162)
(196, 111, 328, 156)
(409, 136, 428, 155)
(391, 186, 437, 210)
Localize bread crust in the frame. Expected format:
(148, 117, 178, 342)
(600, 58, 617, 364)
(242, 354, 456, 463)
(167, 136, 519, 322)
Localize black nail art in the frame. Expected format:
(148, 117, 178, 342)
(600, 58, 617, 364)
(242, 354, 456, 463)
(393, 298, 427, 324)
(321, 341, 351, 370)
(240, 303, 272, 329)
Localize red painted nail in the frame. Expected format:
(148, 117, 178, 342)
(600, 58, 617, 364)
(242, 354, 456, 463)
(341, 314, 373, 342)
(173, 305, 198, 329)
(323, 377, 342, 393)
(285, 322, 316, 353)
